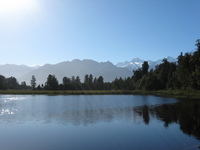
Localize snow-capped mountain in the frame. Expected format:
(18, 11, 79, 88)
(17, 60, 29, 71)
(0, 57, 177, 85)
(116, 57, 177, 71)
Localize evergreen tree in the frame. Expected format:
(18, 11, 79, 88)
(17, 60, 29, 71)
(21, 81, 27, 90)
(46, 74, 59, 90)
(31, 75, 36, 90)
(84, 74, 89, 83)
(75, 76, 81, 84)
(142, 61, 149, 75)
(0, 75, 6, 90)
(99, 76, 104, 90)
(89, 74, 93, 83)
(7, 76, 19, 89)
(63, 77, 71, 90)
(133, 68, 143, 81)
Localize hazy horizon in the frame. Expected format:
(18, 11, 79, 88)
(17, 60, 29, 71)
(0, 56, 177, 67)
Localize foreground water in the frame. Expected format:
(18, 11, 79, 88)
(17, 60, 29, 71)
(0, 95, 199, 150)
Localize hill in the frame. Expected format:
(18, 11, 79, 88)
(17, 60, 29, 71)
(17, 59, 132, 85)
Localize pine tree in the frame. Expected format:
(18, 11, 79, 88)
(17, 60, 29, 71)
(30, 75, 36, 90)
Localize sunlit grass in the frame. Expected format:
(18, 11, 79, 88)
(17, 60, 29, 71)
(0, 90, 134, 95)
(0, 90, 200, 99)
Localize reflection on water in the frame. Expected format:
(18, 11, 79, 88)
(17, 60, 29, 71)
(134, 100, 200, 142)
(2, 95, 26, 103)
(0, 95, 199, 150)
(155, 100, 200, 141)
(1, 108, 17, 115)
(0, 95, 178, 125)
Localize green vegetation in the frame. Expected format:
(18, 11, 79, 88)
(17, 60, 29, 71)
(0, 39, 200, 98)
(0, 90, 139, 95)
(1, 90, 200, 99)
(149, 90, 200, 99)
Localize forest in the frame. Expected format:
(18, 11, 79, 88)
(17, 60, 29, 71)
(0, 39, 200, 91)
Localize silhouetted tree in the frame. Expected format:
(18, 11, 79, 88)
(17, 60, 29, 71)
(37, 84, 42, 90)
(83, 74, 94, 90)
(133, 68, 143, 81)
(142, 61, 149, 75)
(84, 74, 89, 83)
(0, 75, 6, 90)
(125, 77, 135, 90)
(21, 81, 27, 90)
(6, 76, 19, 89)
(97, 76, 104, 83)
(30, 75, 36, 90)
(71, 76, 75, 84)
(195, 39, 200, 52)
(75, 76, 81, 84)
(112, 78, 120, 90)
(74, 76, 81, 90)
(63, 77, 71, 90)
(89, 74, 93, 83)
(45, 74, 59, 90)
(94, 77, 97, 83)
(144, 72, 159, 90)
(190, 39, 200, 89)
(97, 76, 104, 90)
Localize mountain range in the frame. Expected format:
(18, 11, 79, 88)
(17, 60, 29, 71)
(116, 56, 177, 71)
(0, 57, 176, 85)
(0, 59, 132, 85)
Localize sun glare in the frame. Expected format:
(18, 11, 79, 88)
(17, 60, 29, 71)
(0, 0, 38, 14)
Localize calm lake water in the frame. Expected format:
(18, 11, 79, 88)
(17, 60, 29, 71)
(0, 95, 199, 150)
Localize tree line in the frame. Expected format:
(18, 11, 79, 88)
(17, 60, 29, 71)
(29, 74, 109, 90)
(129, 39, 200, 90)
(0, 76, 29, 90)
(0, 40, 200, 91)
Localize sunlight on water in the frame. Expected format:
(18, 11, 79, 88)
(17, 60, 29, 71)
(1, 108, 16, 115)
(0, 95, 24, 116)
(0, 95, 26, 103)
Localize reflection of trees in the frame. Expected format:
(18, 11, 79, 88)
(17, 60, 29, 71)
(1, 98, 200, 142)
(133, 105, 150, 125)
(155, 100, 200, 141)
(151, 104, 178, 127)
(175, 100, 200, 141)
(134, 100, 200, 141)
(137, 100, 200, 140)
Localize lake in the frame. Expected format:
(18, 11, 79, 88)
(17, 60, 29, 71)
(0, 95, 199, 150)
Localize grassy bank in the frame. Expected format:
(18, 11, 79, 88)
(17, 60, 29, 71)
(149, 90, 200, 99)
(0, 90, 200, 99)
(0, 90, 138, 95)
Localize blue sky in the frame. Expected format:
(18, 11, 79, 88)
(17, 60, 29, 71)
(0, 0, 199, 66)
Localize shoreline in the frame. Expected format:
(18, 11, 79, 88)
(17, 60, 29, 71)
(0, 90, 200, 99)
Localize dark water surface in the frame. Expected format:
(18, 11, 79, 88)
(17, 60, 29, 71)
(0, 95, 199, 150)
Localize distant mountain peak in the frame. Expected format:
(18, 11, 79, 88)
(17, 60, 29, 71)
(30, 65, 42, 69)
(116, 57, 176, 71)
(131, 58, 144, 62)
